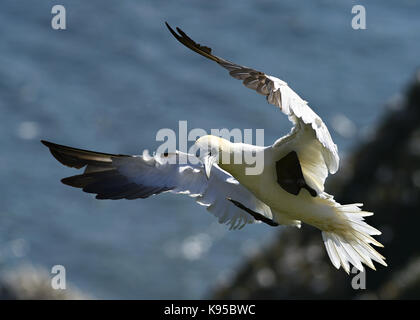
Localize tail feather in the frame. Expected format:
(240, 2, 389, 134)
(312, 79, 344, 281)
(321, 202, 386, 273)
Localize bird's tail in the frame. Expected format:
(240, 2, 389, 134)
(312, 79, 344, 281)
(319, 196, 387, 273)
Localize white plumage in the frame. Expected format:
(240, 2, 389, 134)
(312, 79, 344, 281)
(113, 150, 273, 229)
(42, 23, 386, 274)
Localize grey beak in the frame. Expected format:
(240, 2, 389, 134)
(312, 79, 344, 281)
(204, 155, 217, 179)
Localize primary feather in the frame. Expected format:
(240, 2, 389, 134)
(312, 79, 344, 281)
(42, 140, 274, 230)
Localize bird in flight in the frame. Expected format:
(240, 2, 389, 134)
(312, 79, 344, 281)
(42, 23, 386, 274)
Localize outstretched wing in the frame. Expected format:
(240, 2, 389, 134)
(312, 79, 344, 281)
(42, 140, 280, 229)
(166, 23, 339, 193)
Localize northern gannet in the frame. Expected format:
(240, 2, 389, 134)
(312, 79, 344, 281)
(41, 23, 386, 273)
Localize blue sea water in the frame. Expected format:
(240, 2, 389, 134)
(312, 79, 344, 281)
(0, 0, 419, 298)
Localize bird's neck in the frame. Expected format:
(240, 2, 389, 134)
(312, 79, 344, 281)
(218, 143, 247, 174)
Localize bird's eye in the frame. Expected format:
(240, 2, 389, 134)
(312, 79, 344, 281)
(195, 149, 200, 158)
(209, 151, 212, 156)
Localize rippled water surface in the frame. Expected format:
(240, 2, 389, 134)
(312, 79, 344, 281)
(0, 0, 419, 298)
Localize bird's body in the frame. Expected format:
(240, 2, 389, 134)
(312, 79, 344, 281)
(41, 23, 387, 274)
(197, 135, 376, 239)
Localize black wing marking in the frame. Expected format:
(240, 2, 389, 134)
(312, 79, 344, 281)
(42, 140, 173, 200)
(227, 198, 279, 227)
(61, 170, 172, 200)
(41, 140, 130, 169)
(165, 22, 270, 94)
(276, 151, 317, 197)
(165, 22, 339, 179)
(166, 22, 221, 64)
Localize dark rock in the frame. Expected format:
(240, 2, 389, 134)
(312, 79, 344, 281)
(0, 265, 90, 300)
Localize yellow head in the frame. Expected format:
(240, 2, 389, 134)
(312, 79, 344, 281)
(194, 135, 232, 178)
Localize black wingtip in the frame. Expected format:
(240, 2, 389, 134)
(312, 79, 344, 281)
(41, 140, 66, 152)
(164, 22, 219, 64)
(165, 22, 178, 38)
(164, 22, 188, 41)
(41, 140, 54, 148)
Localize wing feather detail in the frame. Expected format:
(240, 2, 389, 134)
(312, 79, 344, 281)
(42, 140, 281, 229)
(166, 23, 339, 180)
